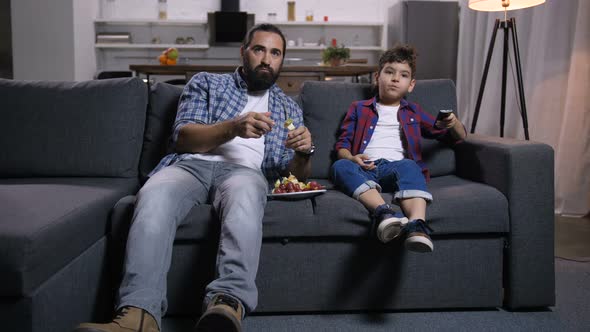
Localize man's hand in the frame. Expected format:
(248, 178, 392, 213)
(285, 125, 312, 182)
(285, 126, 312, 154)
(232, 111, 275, 139)
(350, 154, 375, 170)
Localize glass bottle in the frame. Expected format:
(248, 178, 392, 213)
(158, 0, 167, 20)
(287, 1, 296, 21)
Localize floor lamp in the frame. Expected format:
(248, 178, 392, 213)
(468, 0, 545, 140)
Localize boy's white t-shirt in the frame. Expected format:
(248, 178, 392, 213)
(363, 103, 405, 162)
(186, 90, 268, 170)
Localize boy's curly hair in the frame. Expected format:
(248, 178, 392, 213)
(378, 44, 418, 78)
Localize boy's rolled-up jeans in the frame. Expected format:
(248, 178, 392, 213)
(116, 159, 267, 329)
(331, 158, 432, 203)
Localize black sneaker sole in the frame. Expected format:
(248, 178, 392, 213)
(195, 309, 241, 332)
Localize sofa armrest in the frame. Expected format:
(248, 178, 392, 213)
(455, 135, 555, 309)
(454, 134, 555, 308)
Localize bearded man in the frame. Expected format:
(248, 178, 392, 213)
(74, 24, 313, 332)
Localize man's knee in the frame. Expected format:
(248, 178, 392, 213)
(136, 181, 181, 206)
(220, 171, 267, 201)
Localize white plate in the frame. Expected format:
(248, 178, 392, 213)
(268, 189, 327, 200)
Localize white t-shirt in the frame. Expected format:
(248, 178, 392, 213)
(363, 103, 405, 162)
(187, 90, 269, 170)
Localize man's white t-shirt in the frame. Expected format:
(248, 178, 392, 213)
(186, 90, 269, 170)
(363, 103, 405, 162)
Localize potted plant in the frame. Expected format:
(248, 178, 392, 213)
(321, 39, 350, 66)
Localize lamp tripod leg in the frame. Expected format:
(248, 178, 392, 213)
(500, 21, 509, 137)
(509, 18, 530, 140)
(471, 19, 501, 134)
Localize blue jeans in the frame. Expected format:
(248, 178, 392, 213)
(116, 159, 268, 329)
(331, 158, 432, 203)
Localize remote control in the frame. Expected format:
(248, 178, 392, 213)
(436, 109, 453, 122)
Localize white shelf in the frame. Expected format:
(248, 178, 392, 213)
(287, 46, 384, 51)
(94, 16, 386, 71)
(95, 19, 382, 28)
(94, 18, 207, 26)
(257, 20, 384, 27)
(94, 44, 382, 52)
(95, 43, 209, 50)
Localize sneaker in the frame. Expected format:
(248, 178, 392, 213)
(73, 306, 159, 332)
(403, 219, 434, 253)
(195, 293, 243, 332)
(374, 204, 408, 243)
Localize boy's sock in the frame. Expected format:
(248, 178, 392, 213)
(403, 219, 434, 253)
(373, 204, 408, 243)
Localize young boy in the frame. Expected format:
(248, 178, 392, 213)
(331, 45, 466, 252)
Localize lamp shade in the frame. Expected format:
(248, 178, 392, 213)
(468, 0, 545, 12)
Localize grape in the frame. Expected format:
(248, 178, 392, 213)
(285, 182, 295, 192)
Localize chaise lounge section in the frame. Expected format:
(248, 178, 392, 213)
(0, 78, 147, 332)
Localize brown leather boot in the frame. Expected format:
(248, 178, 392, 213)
(195, 294, 243, 332)
(73, 306, 159, 332)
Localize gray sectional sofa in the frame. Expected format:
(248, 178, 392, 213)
(0, 77, 555, 332)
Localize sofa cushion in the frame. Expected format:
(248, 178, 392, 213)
(300, 79, 458, 179)
(0, 177, 139, 296)
(313, 175, 508, 236)
(300, 81, 373, 180)
(110, 196, 316, 242)
(110, 175, 507, 246)
(139, 82, 183, 183)
(406, 79, 458, 177)
(0, 78, 147, 178)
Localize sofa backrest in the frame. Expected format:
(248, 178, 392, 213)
(0, 78, 147, 178)
(139, 82, 183, 182)
(300, 79, 458, 179)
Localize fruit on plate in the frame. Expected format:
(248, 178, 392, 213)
(284, 118, 296, 131)
(272, 173, 325, 194)
(158, 47, 178, 65)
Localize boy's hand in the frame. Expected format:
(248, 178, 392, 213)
(285, 126, 313, 154)
(435, 112, 458, 129)
(351, 154, 375, 170)
(233, 112, 275, 138)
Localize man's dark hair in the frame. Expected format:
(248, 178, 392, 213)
(378, 44, 417, 78)
(242, 24, 286, 57)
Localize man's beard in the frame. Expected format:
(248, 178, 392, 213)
(242, 58, 281, 91)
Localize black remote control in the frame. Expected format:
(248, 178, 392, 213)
(436, 109, 453, 121)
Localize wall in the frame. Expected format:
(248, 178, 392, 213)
(11, 0, 459, 80)
(11, 0, 75, 80)
(73, 0, 99, 81)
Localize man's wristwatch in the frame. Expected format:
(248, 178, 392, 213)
(296, 143, 315, 156)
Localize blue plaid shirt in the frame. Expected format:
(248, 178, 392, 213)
(150, 68, 303, 178)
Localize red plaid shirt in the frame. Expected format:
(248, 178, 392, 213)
(334, 97, 462, 181)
